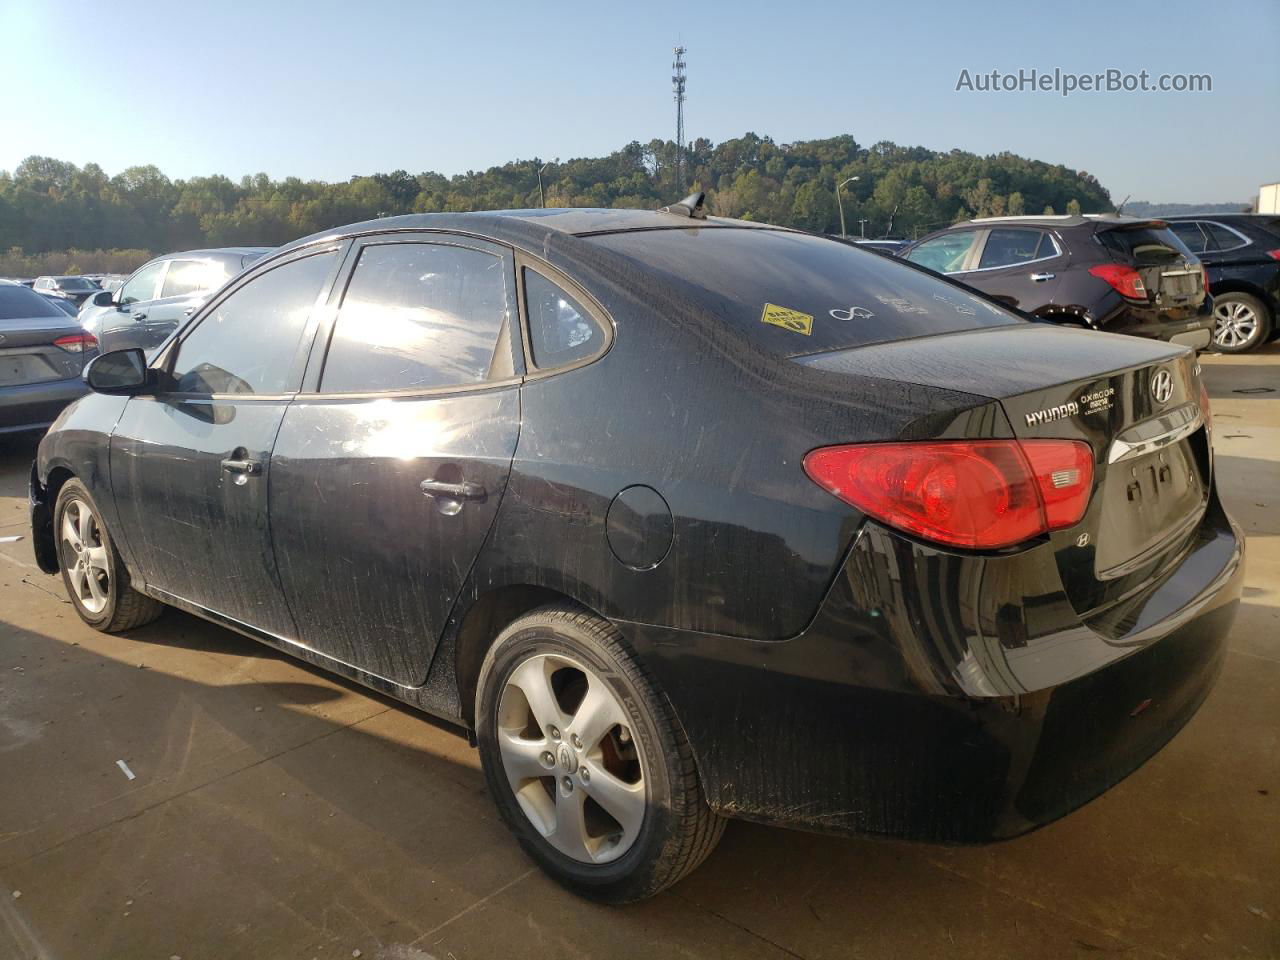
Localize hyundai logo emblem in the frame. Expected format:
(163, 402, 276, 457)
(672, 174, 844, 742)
(1150, 369, 1173, 405)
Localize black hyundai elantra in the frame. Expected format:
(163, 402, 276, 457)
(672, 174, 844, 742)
(29, 198, 1243, 903)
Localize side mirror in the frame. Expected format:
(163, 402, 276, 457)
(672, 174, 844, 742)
(90, 290, 114, 307)
(84, 349, 150, 395)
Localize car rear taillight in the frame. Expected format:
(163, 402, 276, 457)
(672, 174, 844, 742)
(803, 439, 1094, 549)
(1266, 249, 1280, 262)
(52, 333, 97, 352)
(1199, 381, 1212, 432)
(1200, 264, 1210, 293)
(1088, 264, 1147, 299)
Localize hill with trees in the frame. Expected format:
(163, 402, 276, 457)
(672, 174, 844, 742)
(0, 133, 1114, 274)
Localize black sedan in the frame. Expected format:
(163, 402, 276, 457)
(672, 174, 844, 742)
(29, 202, 1243, 903)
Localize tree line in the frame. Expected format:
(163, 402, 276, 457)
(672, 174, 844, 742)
(0, 133, 1113, 274)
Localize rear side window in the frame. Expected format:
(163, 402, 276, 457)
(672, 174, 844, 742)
(1202, 222, 1247, 251)
(161, 260, 224, 298)
(1097, 226, 1187, 265)
(588, 228, 1019, 357)
(905, 232, 979, 273)
(1168, 222, 1208, 253)
(321, 242, 509, 393)
(524, 269, 602, 368)
(0, 285, 64, 320)
(171, 250, 335, 395)
(978, 229, 1054, 269)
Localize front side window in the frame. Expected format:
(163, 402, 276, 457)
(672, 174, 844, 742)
(978, 229, 1052, 269)
(170, 250, 334, 395)
(34, 278, 51, 290)
(321, 242, 509, 393)
(905, 232, 978, 274)
(524, 270, 601, 368)
(119, 261, 166, 305)
(1168, 222, 1208, 253)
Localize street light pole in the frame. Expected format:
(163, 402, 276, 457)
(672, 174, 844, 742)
(837, 176, 859, 237)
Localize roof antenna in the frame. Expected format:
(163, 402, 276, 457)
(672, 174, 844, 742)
(1115, 194, 1130, 216)
(660, 191, 707, 220)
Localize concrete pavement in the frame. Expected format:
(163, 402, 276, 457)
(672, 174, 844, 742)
(1, 347, 1276, 960)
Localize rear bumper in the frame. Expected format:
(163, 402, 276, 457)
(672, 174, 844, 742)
(1105, 299, 1215, 349)
(0, 377, 87, 435)
(625, 498, 1243, 843)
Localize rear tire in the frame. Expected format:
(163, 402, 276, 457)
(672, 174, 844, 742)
(54, 478, 164, 633)
(475, 603, 724, 903)
(1211, 292, 1271, 353)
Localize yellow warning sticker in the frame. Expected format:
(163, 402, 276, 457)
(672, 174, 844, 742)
(760, 303, 813, 335)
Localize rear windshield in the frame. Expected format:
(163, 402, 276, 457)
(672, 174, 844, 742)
(1097, 226, 1187, 265)
(56, 277, 96, 290)
(0, 285, 65, 320)
(586, 228, 1020, 356)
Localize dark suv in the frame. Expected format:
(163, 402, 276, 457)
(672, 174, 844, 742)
(900, 216, 1214, 349)
(1165, 214, 1280, 353)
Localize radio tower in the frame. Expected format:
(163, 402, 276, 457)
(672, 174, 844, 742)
(672, 46, 687, 192)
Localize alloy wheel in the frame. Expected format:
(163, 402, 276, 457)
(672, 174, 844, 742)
(60, 498, 110, 614)
(1213, 301, 1259, 349)
(496, 653, 646, 864)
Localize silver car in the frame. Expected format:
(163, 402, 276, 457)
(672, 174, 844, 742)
(80, 248, 272, 354)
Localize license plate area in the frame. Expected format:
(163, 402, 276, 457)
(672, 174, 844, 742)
(1095, 436, 1206, 578)
(0, 351, 59, 387)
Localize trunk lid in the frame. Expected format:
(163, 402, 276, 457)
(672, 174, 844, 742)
(0, 316, 91, 386)
(796, 324, 1211, 620)
(1095, 221, 1206, 320)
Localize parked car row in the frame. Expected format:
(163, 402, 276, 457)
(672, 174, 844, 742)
(28, 200, 1243, 902)
(898, 213, 1280, 353)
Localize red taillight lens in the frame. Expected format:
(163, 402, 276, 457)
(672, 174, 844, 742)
(1200, 264, 1210, 293)
(1266, 249, 1280, 262)
(803, 439, 1094, 550)
(53, 333, 97, 353)
(1088, 264, 1147, 299)
(1199, 380, 1212, 432)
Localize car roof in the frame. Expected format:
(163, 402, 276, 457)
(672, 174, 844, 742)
(1162, 213, 1265, 221)
(272, 209, 785, 259)
(958, 214, 1165, 229)
(151, 246, 275, 261)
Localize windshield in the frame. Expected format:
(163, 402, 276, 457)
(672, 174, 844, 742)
(0, 286, 66, 320)
(587, 227, 1021, 356)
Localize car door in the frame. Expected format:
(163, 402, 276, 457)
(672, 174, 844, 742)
(100, 259, 169, 353)
(268, 235, 522, 685)
(963, 228, 1064, 309)
(109, 245, 343, 635)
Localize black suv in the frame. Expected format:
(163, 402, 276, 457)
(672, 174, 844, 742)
(1165, 214, 1280, 353)
(900, 215, 1214, 349)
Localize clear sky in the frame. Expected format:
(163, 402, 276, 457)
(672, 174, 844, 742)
(2, 0, 1276, 203)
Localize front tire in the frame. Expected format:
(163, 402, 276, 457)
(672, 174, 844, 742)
(1211, 292, 1271, 353)
(475, 603, 724, 903)
(54, 478, 164, 633)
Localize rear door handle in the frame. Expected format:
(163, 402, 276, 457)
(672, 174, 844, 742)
(1029, 272, 1055, 282)
(183, 307, 195, 316)
(220, 458, 262, 476)
(132, 311, 148, 321)
(420, 479, 486, 502)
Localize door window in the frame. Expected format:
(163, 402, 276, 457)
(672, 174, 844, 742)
(1202, 222, 1248, 252)
(524, 269, 602, 368)
(320, 242, 510, 393)
(170, 250, 335, 395)
(905, 232, 978, 274)
(978, 229, 1053, 269)
(1168, 222, 1209, 253)
(161, 259, 226, 298)
(119, 261, 167, 305)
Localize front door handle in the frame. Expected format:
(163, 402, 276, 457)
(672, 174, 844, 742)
(420, 479, 486, 502)
(1029, 272, 1056, 282)
(132, 311, 148, 321)
(183, 307, 195, 316)
(221, 458, 262, 476)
